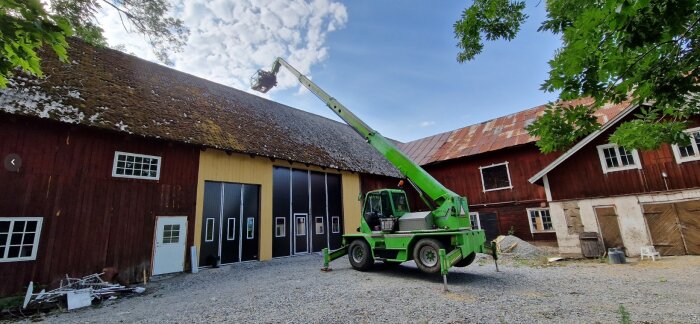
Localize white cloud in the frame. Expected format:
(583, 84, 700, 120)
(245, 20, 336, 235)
(420, 121, 436, 128)
(96, 0, 347, 95)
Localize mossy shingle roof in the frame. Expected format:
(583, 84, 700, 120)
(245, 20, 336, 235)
(0, 39, 400, 177)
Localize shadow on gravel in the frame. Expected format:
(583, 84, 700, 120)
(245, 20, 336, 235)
(365, 263, 506, 287)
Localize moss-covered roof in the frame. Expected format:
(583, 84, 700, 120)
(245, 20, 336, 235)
(0, 39, 400, 177)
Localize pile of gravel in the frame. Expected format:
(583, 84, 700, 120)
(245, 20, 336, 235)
(497, 235, 548, 259)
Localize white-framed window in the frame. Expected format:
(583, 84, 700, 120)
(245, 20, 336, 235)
(672, 127, 700, 163)
(162, 224, 180, 244)
(112, 151, 161, 180)
(527, 208, 554, 233)
(331, 216, 341, 234)
(275, 217, 286, 237)
(315, 217, 324, 235)
(205, 218, 215, 242)
(227, 218, 236, 241)
(479, 162, 513, 192)
(246, 218, 254, 239)
(295, 216, 306, 236)
(0, 217, 43, 262)
(469, 212, 481, 230)
(596, 144, 641, 173)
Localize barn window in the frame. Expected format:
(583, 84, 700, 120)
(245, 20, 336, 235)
(205, 218, 215, 242)
(479, 162, 512, 192)
(469, 212, 481, 230)
(331, 216, 341, 233)
(162, 224, 180, 244)
(315, 217, 324, 235)
(0, 217, 43, 262)
(227, 218, 236, 241)
(527, 208, 554, 233)
(596, 144, 641, 173)
(672, 127, 700, 163)
(112, 151, 161, 180)
(246, 218, 255, 239)
(275, 217, 286, 237)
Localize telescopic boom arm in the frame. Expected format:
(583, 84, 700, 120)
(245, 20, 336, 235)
(252, 58, 469, 222)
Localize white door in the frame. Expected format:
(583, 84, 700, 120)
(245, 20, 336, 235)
(153, 216, 187, 275)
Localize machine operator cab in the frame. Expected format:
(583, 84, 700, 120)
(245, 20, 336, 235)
(362, 189, 410, 231)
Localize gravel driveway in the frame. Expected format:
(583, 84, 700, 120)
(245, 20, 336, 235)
(26, 254, 700, 323)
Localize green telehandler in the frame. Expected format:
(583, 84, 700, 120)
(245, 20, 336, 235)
(252, 58, 489, 278)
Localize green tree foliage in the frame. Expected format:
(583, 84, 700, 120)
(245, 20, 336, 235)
(455, 0, 700, 152)
(0, 0, 73, 87)
(0, 0, 188, 87)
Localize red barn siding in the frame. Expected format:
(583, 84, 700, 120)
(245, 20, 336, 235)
(0, 115, 199, 296)
(548, 116, 700, 201)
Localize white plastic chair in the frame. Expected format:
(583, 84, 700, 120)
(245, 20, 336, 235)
(640, 246, 660, 261)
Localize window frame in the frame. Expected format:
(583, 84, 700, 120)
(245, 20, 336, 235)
(275, 217, 286, 238)
(246, 217, 255, 239)
(315, 217, 324, 235)
(0, 217, 43, 263)
(479, 162, 513, 192)
(331, 216, 341, 234)
(526, 208, 555, 233)
(204, 218, 215, 242)
(468, 212, 481, 230)
(671, 126, 700, 164)
(295, 215, 306, 236)
(596, 144, 642, 174)
(226, 218, 236, 241)
(112, 151, 162, 180)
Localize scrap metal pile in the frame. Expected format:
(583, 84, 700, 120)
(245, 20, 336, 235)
(22, 273, 145, 311)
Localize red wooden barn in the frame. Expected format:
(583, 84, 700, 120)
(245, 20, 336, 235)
(362, 99, 629, 244)
(530, 104, 700, 257)
(0, 39, 398, 297)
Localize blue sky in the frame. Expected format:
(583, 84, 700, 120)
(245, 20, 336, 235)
(272, 1, 562, 142)
(99, 1, 562, 142)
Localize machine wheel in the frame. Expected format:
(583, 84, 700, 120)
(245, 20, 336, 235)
(413, 238, 444, 274)
(454, 252, 476, 267)
(348, 240, 374, 271)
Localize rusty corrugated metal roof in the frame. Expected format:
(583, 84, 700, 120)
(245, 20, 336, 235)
(400, 98, 630, 165)
(0, 39, 401, 177)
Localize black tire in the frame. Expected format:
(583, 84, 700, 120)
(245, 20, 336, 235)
(413, 238, 444, 274)
(348, 240, 374, 271)
(454, 252, 476, 267)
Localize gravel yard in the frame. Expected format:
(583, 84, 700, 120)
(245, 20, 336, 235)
(28, 254, 700, 323)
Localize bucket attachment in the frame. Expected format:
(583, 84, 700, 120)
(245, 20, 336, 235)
(251, 69, 278, 93)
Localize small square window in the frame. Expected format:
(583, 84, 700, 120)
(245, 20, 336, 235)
(528, 208, 554, 233)
(112, 152, 161, 180)
(596, 144, 641, 173)
(0, 218, 42, 262)
(469, 212, 481, 230)
(479, 163, 512, 192)
(673, 127, 700, 163)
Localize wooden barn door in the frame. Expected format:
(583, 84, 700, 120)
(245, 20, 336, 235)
(594, 207, 624, 250)
(676, 200, 700, 255)
(643, 203, 687, 256)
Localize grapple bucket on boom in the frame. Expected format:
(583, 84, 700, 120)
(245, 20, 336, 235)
(251, 70, 278, 93)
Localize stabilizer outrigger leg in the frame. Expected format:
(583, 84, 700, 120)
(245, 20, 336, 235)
(321, 246, 348, 272)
